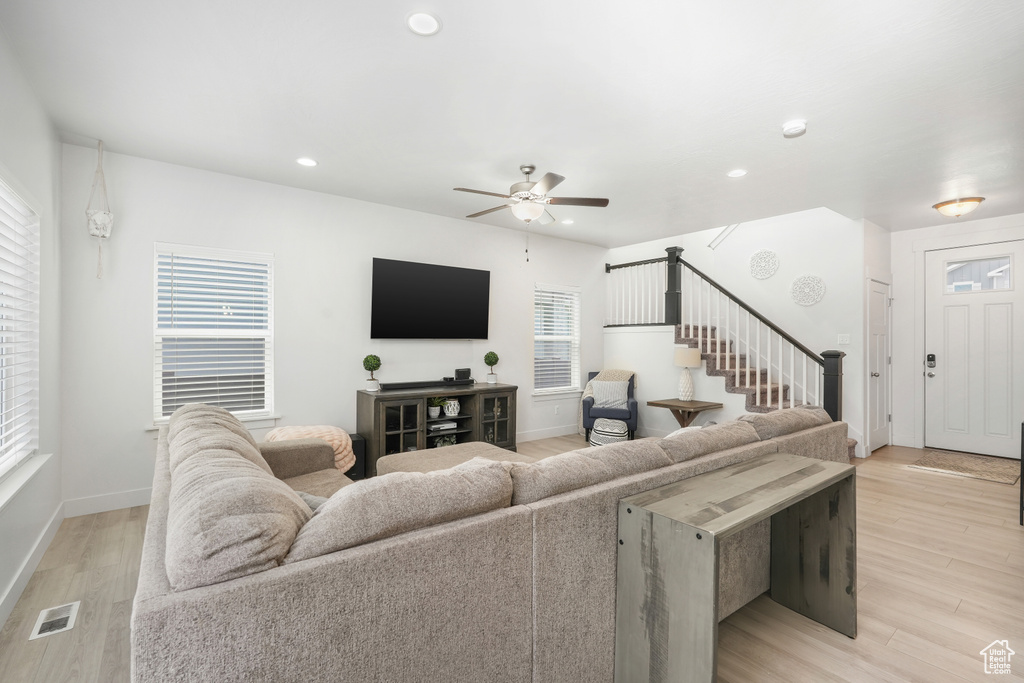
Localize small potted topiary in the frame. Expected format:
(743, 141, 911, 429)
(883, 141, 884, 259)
(484, 351, 499, 384)
(428, 396, 448, 419)
(363, 354, 382, 391)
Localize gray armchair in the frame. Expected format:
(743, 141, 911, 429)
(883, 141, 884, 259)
(582, 371, 638, 441)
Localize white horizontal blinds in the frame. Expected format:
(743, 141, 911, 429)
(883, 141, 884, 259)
(154, 246, 273, 420)
(534, 284, 581, 392)
(0, 178, 39, 482)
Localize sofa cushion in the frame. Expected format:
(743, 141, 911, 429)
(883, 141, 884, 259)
(283, 457, 514, 563)
(165, 449, 313, 591)
(283, 468, 354, 498)
(509, 439, 672, 505)
(737, 406, 832, 440)
(377, 441, 538, 475)
(657, 421, 760, 463)
(166, 403, 271, 476)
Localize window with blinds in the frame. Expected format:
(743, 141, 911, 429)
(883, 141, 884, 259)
(154, 245, 274, 421)
(534, 284, 581, 393)
(0, 177, 40, 483)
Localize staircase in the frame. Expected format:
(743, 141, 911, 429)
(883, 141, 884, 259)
(606, 247, 856, 458)
(675, 324, 788, 413)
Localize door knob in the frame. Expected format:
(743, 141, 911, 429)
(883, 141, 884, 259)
(871, 372, 880, 377)
(927, 372, 936, 377)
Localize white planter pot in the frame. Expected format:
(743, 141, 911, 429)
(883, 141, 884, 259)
(486, 372, 497, 384)
(428, 406, 441, 419)
(366, 379, 380, 392)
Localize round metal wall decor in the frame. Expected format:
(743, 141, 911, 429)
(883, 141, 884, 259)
(749, 250, 779, 279)
(791, 275, 826, 306)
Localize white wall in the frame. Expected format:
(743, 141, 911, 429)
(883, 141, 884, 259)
(889, 212, 1024, 448)
(0, 33, 63, 625)
(605, 208, 869, 453)
(59, 145, 606, 514)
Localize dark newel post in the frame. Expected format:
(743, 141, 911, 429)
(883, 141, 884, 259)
(822, 350, 845, 422)
(664, 246, 683, 325)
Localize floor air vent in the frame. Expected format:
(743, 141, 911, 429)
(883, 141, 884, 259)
(29, 601, 80, 640)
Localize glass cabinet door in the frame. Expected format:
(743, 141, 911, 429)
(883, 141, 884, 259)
(480, 393, 513, 448)
(380, 400, 422, 455)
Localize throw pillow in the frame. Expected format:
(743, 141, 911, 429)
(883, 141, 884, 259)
(283, 457, 514, 563)
(265, 425, 355, 473)
(591, 380, 629, 409)
(664, 425, 702, 439)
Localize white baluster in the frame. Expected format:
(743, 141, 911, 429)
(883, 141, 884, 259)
(789, 344, 795, 408)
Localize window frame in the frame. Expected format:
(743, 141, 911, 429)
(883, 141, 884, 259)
(533, 282, 582, 396)
(0, 175, 40, 484)
(153, 243, 275, 424)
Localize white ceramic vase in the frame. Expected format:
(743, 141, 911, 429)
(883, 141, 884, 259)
(366, 379, 379, 392)
(443, 399, 460, 416)
(486, 372, 497, 384)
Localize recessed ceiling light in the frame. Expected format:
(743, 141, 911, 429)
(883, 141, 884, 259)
(296, 157, 318, 167)
(727, 169, 747, 178)
(782, 119, 807, 138)
(562, 219, 574, 225)
(407, 13, 441, 36)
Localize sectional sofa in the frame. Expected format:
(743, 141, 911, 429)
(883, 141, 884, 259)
(131, 403, 849, 682)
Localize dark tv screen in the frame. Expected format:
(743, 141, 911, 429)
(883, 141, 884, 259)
(371, 258, 490, 339)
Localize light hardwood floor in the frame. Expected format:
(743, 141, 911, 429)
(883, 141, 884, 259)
(0, 441, 1021, 682)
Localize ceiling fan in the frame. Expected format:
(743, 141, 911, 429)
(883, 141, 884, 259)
(454, 164, 609, 224)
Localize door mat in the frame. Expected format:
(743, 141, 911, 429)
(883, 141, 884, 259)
(909, 450, 1020, 485)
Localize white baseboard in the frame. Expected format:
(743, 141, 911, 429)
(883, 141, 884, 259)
(0, 501, 64, 628)
(517, 425, 582, 442)
(63, 487, 153, 518)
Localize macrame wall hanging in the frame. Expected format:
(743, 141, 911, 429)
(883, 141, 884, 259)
(86, 141, 113, 278)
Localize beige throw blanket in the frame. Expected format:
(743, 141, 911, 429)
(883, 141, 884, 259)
(577, 369, 636, 435)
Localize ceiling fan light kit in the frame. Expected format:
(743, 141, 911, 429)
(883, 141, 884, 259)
(454, 164, 609, 224)
(932, 197, 984, 218)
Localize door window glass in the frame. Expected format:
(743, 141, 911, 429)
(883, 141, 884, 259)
(945, 256, 1011, 292)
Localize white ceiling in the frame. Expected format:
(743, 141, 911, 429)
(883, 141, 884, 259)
(2, 0, 1023, 247)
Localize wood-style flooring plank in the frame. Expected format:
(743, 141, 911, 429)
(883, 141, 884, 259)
(112, 505, 149, 604)
(34, 515, 96, 573)
(78, 508, 130, 572)
(0, 565, 76, 683)
(31, 566, 117, 683)
(97, 599, 132, 683)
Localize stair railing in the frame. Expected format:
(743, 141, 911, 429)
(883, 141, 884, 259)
(604, 247, 844, 420)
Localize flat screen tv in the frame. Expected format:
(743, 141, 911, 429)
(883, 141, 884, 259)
(371, 258, 490, 339)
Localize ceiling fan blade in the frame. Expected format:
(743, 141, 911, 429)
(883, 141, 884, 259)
(454, 187, 512, 199)
(546, 197, 610, 207)
(537, 211, 556, 226)
(531, 172, 565, 196)
(466, 204, 510, 218)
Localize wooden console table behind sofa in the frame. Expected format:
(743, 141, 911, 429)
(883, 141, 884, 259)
(357, 382, 517, 477)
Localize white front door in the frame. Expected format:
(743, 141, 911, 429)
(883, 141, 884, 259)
(867, 280, 890, 452)
(924, 240, 1024, 458)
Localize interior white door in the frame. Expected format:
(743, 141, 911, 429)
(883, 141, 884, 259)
(925, 240, 1024, 458)
(867, 280, 890, 451)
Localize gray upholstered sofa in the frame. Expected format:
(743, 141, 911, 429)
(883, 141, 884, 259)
(132, 403, 848, 682)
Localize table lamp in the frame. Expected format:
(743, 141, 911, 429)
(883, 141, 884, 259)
(674, 347, 703, 401)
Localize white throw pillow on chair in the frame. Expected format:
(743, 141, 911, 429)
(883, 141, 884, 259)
(591, 380, 629, 409)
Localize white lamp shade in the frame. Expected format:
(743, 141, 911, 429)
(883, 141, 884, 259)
(674, 347, 702, 368)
